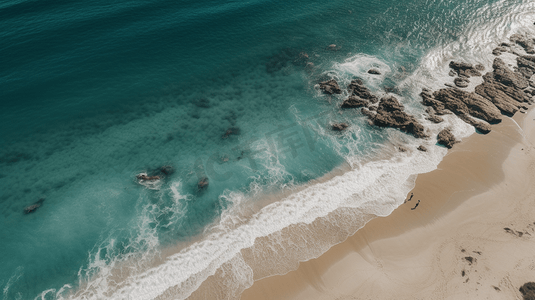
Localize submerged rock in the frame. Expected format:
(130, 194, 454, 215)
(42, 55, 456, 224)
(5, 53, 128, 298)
(347, 79, 378, 103)
(222, 127, 241, 139)
(24, 198, 45, 214)
(319, 79, 342, 95)
(331, 123, 349, 131)
(437, 128, 459, 148)
(365, 96, 428, 138)
(198, 177, 209, 189)
(341, 96, 368, 108)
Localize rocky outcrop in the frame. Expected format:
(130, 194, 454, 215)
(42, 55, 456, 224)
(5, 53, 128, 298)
(331, 123, 349, 131)
(475, 58, 531, 116)
(341, 96, 368, 108)
(510, 34, 535, 54)
(437, 128, 459, 148)
(347, 79, 378, 103)
(319, 79, 342, 95)
(517, 55, 535, 78)
(364, 96, 428, 138)
(449, 61, 482, 77)
(432, 88, 502, 124)
(458, 114, 492, 134)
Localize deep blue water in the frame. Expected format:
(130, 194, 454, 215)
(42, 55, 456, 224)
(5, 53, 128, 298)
(0, 0, 531, 299)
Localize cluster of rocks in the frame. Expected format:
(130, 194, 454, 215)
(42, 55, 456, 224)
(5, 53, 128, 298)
(448, 61, 485, 88)
(318, 32, 535, 151)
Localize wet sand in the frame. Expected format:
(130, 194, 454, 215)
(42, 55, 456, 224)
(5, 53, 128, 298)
(241, 108, 535, 300)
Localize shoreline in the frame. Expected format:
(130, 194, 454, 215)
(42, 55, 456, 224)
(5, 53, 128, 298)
(240, 106, 535, 299)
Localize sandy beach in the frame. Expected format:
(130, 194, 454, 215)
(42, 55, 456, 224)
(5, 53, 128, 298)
(241, 106, 535, 299)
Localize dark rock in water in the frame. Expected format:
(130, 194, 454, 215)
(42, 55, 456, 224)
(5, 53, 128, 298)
(437, 128, 459, 148)
(368, 68, 381, 75)
(331, 123, 349, 131)
(347, 79, 378, 103)
(432, 88, 502, 124)
(510, 33, 535, 54)
(365, 96, 429, 139)
(222, 127, 241, 139)
(449, 61, 482, 77)
(341, 96, 368, 108)
(159, 165, 174, 176)
(137, 174, 160, 181)
(24, 198, 45, 214)
(417, 145, 427, 152)
(520, 282, 535, 300)
(319, 79, 342, 95)
(198, 177, 209, 189)
(454, 77, 470, 88)
(475, 64, 485, 71)
(398, 146, 408, 152)
(449, 70, 456, 77)
(426, 114, 444, 123)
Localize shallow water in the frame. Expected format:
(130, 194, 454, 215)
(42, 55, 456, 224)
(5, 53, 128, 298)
(1, 0, 534, 299)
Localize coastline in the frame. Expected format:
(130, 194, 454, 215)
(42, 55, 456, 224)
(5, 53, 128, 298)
(240, 105, 535, 299)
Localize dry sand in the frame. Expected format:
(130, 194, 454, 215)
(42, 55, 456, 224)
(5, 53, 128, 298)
(240, 108, 535, 300)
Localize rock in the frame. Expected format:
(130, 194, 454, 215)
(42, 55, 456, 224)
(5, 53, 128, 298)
(449, 61, 482, 77)
(398, 146, 408, 152)
(159, 165, 174, 176)
(426, 114, 444, 123)
(347, 79, 378, 103)
(475, 58, 531, 116)
(519, 282, 535, 300)
(432, 88, 502, 124)
(341, 96, 368, 108)
(417, 145, 427, 152)
(24, 198, 45, 214)
(222, 127, 241, 139)
(368, 68, 381, 75)
(366, 96, 429, 138)
(492, 46, 508, 56)
(517, 56, 535, 78)
(458, 114, 492, 134)
(449, 70, 456, 77)
(475, 64, 485, 71)
(437, 128, 459, 148)
(368, 106, 377, 111)
(454, 77, 470, 88)
(328, 44, 337, 50)
(420, 89, 448, 115)
(198, 177, 209, 189)
(137, 174, 160, 181)
(331, 123, 349, 131)
(319, 79, 342, 95)
(510, 34, 535, 54)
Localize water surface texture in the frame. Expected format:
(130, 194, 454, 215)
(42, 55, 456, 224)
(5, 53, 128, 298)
(1, 0, 534, 299)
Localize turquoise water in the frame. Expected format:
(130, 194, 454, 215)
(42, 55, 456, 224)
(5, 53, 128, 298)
(0, 0, 533, 299)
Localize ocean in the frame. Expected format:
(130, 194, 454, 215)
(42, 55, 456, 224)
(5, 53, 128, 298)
(1, 0, 534, 299)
